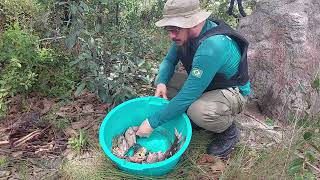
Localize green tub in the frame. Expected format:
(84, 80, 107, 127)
(99, 96, 192, 176)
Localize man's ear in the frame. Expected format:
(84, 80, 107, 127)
(189, 21, 205, 38)
(188, 28, 195, 38)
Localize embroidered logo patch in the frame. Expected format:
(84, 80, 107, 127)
(191, 68, 203, 78)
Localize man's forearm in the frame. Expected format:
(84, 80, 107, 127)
(155, 43, 179, 85)
(155, 61, 176, 85)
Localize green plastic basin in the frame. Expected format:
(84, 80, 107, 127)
(99, 96, 192, 176)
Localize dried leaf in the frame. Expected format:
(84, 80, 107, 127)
(74, 105, 82, 112)
(82, 104, 94, 113)
(64, 128, 78, 137)
(8, 104, 22, 114)
(0, 140, 9, 147)
(40, 99, 54, 116)
(71, 120, 90, 130)
(198, 154, 216, 164)
(55, 106, 72, 117)
(59, 106, 72, 111)
(210, 160, 226, 172)
(8, 113, 39, 134)
(11, 151, 24, 158)
(0, 170, 11, 177)
(95, 103, 110, 113)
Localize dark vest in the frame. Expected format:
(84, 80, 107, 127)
(177, 19, 249, 92)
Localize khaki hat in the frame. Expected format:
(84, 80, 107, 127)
(155, 0, 211, 28)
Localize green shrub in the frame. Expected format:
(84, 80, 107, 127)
(73, 25, 158, 105)
(55, 1, 162, 105)
(0, 23, 79, 116)
(34, 51, 79, 98)
(0, 0, 45, 30)
(0, 23, 40, 96)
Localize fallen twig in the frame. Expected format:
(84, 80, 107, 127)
(12, 125, 51, 148)
(13, 130, 42, 147)
(243, 113, 269, 128)
(241, 113, 283, 143)
(39, 36, 66, 42)
(0, 140, 9, 146)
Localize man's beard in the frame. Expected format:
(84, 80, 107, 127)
(174, 36, 189, 47)
(177, 37, 194, 57)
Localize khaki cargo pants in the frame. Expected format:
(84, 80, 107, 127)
(165, 72, 247, 133)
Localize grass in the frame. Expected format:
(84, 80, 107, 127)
(96, 130, 214, 180)
(61, 116, 320, 180)
(11, 160, 30, 180)
(221, 142, 291, 179)
(62, 130, 214, 180)
(68, 129, 89, 154)
(221, 118, 320, 180)
(0, 155, 10, 168)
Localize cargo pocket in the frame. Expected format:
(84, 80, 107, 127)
(221, 88, 246, 115)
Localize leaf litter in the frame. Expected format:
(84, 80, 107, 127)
(0, 92, 110, 179)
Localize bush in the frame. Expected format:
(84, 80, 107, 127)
(34, 51, 79, 98)
(0, 23, 40, 96)
(0, 23, 79, 116)
(0, 0, 46, 30)
(55, 1, 166, 105)
(72, 25, 159, 105)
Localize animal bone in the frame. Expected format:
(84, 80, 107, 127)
(124, 127, 137, 148)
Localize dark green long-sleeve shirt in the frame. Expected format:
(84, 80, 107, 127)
(148, 20, 251, 128)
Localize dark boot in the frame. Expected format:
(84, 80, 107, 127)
(207, 122, 240, 158)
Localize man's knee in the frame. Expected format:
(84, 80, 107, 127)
(186, 88, 247, 133)
(187, 97, 233, 133)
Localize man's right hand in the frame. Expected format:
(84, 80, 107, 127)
(155, 83, 168, 99)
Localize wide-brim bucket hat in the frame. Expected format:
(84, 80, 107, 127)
(155, 0, 211, 28)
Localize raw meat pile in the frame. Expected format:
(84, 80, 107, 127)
(111, 126, 184, 163)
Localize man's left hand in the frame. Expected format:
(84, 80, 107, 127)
(136, 119, 153, 138)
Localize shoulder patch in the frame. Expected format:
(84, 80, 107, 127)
(191, 67, 203, 78)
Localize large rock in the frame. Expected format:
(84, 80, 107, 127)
(238, 0, 320, 122)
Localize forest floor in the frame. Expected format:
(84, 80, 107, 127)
(0, 91, 289, 180)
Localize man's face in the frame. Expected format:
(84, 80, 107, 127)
(165, 26, 190, 46)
